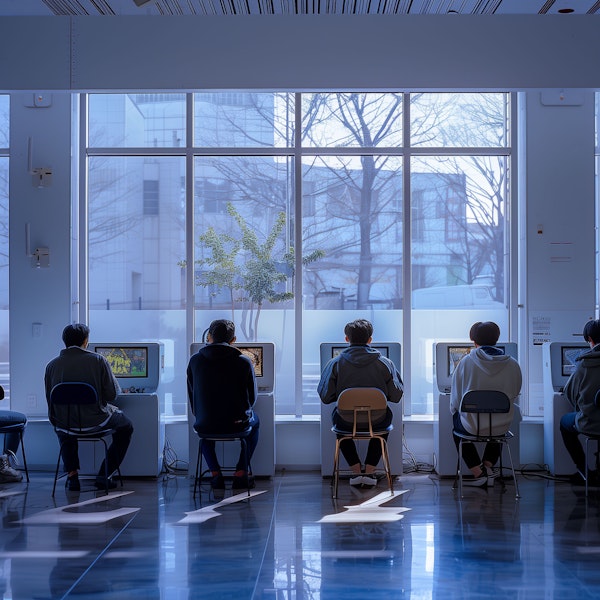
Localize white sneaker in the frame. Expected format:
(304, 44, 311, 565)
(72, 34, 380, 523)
(349, 475, 364, 487)
(360, 475, 377, 487)
(0, 454, 22, 483)
(462, 474, 488, 488)
(487, 467, 501, 487)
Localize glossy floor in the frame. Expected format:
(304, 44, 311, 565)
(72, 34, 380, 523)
(0, 470, 598, 599)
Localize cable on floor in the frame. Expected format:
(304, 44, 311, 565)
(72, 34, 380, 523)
(162, 437, 189, 477)
(401, 429, 436, 474)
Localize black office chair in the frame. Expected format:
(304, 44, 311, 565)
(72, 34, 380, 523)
(453, 389, 520, 499)
(580, 389, 600, 497)
(193, 427, 254, 499)
(0, 385, 29, 483)
(49, 382, 123, 496)
(331, 387, 394, 499)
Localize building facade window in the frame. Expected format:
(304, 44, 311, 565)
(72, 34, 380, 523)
(86, 92, 512, 418)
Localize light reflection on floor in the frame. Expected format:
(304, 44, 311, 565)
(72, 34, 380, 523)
(0, 471, 598, 598)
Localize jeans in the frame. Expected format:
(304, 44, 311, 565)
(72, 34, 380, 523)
(452, 411, 501, 470)
(57, 410, 134, 477)
(198, 414, 260, 474)
(332, 407, 393, 468)
(560, 412, 586, 473)
(0, 410, 27, 455)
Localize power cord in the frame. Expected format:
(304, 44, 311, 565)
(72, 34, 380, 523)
(162, 437, 189, 476)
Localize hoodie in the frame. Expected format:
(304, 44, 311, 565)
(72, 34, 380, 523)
(317, 345, 403, 423)
(564, 345, 600, 436)
(450, 346, 522, 436)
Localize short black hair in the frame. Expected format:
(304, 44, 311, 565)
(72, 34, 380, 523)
(208, 319, 236, 344)
(469, 321, 500, 347)
(344, 319, 374, 345)
(583, 319, 600, 345)
(62, 323, 90, 348)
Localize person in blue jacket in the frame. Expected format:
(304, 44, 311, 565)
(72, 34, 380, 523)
(187, 319, 259, 492)
(318, 319, 403, 488)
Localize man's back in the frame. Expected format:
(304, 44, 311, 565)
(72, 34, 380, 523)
(187, 343, 257, 434)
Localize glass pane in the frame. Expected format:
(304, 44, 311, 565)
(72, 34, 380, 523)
(88, 156, 186, 416)
(302, 155, 403, 416)
(302, 93, 403, 148)
(88, 94, 186, 148)
(411, 93, 509, 148)
(0, 96, 8, 147)
(194, 93, 294, 147)
(0, 158, 8, 409)
(193, 156, 294, 413)
(410, 154, 509, 415)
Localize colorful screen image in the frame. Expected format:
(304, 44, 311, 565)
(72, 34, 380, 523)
(95, 346, 148, 378)
(237, 346, 263, 378)
(447, 346, 471, 377)
(331, 345, 389, 359)
(562, 346, 584, 377)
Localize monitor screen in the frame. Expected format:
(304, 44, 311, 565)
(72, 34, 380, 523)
(561, 346, 585, 377)
(330, 345, 390, 359)
(236, 345, 263, 378)
(447, 345, 472, 377)
(94, 346, 148, 378)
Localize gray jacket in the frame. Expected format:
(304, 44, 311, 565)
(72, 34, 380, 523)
(45, 346, 120, 430)
(564, 345, 600, 436)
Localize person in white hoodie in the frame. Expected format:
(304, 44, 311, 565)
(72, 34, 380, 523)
(450, 321, 522, 487)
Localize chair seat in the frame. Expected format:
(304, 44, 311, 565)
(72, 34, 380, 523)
(332, 424, 393, 437)
(453, 429, 513, 443)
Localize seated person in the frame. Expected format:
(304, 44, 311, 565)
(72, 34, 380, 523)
(450, 321, 522, 487)
(317, 319, 403, 488)
(0, 405, 26, 483)
(187, 319, 260, 492)
(561, 318, 600, 485)
(44, 323, 134, 492)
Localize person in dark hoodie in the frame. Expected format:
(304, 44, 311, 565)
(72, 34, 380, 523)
(450, 321, 522, 488)
(318, 319, 403, 488)
(560, 319, 600, 486)
(187, 319, 259, 492)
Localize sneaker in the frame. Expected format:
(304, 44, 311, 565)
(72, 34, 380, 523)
(0, 454, 22, 483)
(94, 477, 117, 490)
(349, 475, 364, 487)
(66, 473, 80, 491)
(462, 467, 488, 488)
(360, 474, 378, 487)
(486, 467, 501, 487)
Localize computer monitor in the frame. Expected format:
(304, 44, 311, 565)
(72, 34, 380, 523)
(319, 342, 401, 373)
(434, 342, 518, 394)
(543, 341, 588, 392)
(189, 342, 275, 393)
(88, 342, 163, 393)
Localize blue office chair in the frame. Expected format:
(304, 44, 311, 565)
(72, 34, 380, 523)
(49, 382, 123, 496)
(193, 427, 253, 499)
(0, 386, 29, 483)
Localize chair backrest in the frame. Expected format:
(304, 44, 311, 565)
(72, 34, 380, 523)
(337, 387, 388, 436)
(49, 382, 100, 432)
(459, 389, 510, 437)
(0, 385, 4, 401)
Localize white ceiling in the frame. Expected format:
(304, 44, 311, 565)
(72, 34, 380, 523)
(1, 0, 598, 16)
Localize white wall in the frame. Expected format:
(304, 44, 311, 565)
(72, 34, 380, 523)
(3, 14, 598, 469)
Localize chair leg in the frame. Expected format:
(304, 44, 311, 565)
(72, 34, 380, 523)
(19, 430, 29, 483)
(240, 438, 251, 498)
(52, 444, 64, 498)
(193, 440, 203, 499)
(379, 438, 394, 495)
(458, 440, 464, 498)
(503, 441, 520, 499)
(332, 439, 342, 499)
(585, 437, 590, 498)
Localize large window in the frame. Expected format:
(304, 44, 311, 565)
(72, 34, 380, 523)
(86, 92, 512, 418)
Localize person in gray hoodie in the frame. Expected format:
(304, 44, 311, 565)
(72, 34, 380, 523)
(450, 321, 522, 488)
(318, 319, 403, 488)
(561, 319, 600, 485)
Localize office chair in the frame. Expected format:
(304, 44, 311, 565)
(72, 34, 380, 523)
(193, 427, 254, 499)
(0, 385, 29, 482)
(49, 382, 123, 496)
(453, 389, 520, 499)
(580, 389, 600, 497)
(331, 387, 394, 499)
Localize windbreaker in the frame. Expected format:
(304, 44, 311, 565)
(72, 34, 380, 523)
(450, 346, 522, 436)
(564, 344, 600, 436)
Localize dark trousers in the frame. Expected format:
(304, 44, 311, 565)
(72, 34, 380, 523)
(560, 412, 587, 472)
(0, 410, 27, 455)
(452, 412, 501, 470)
(333, 408, 392, 468)
(57, 410, 134, 477)
(199, 415, 260, 473)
